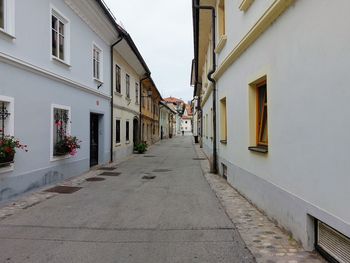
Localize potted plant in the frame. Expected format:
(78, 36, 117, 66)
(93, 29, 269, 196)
(54, 135, 81, 156)
(134, 142, 148, 154)
(0, 134, 28, 167)
(54, 111, 81, 157)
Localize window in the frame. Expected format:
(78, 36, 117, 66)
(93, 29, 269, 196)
(51, 13, 66, 61)
(218, 0, 226, 37)
(126, 74, 130, 98)
(257, 82, 268, 146)
(115, 65, 121, 93)
(93, 45, 102, 81)
(126, 121, 130, 142)
(115, 119, 120, 144)
(52, 105, 71, 157)
(0, 0, 14, 36)
(0, 0, 4, 29)
(135, 82, 139, 104)
(220, 98, 227, 143)
(248, 78, 268, 153)
(0, 96, 14, 138)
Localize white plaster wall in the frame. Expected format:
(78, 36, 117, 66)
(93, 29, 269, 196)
(0, 0, 111, 97)
(202, 92, 213, 157)
(217, 0, 350, 248)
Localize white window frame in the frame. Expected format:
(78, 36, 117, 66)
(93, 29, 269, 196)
(0, 95, 14, 173)
(125, 74, 130, 99)
(92, 43, 103, 83)
(50, 6, 70, 66)
(0, 0, 15, 38)
(50, 104, 71, 162)
(135, 82, 139, 104)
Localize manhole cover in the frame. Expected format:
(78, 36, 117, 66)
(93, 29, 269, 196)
(152, 169, 172, 173)
(99, 172, 121, 176)
(142, 175, 156, 180)
(86, 177, 106, 182)
(144, 155, 156, 158)
(193, 158, 206, 160)
(98, 167, 117, 171)
(45, 186, 82, 194)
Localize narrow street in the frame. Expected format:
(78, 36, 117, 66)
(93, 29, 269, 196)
(0, 136, 255, 263)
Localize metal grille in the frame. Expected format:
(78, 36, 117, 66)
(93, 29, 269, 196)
(0, 102, 10, 138)
(317, 221, 350, 263)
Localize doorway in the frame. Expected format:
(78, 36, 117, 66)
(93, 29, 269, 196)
(90, 113, 99, 167)
(133, 118, 139, 146)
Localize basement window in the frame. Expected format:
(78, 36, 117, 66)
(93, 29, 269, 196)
(315, 219, 350, 263)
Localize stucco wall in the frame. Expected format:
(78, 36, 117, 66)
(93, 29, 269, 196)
(0, 0, 113, 202)
(0, 0, 112, 97)
(0, 63, 110, 202)
(217, 0, 350, 249)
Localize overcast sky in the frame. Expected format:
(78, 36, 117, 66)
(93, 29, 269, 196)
(104, 0, 194, 103)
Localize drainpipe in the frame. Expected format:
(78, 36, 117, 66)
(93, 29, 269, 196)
(140, 74, 151, 143)
(110, 35, 124, 162)
(194, 2, 217, 173)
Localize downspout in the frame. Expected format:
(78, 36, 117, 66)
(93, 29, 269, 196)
(140, 74, 151, 143)
(194, 3, 217, 173)
(110, 35, 124, 162)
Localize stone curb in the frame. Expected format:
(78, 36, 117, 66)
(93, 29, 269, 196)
(193, 143, 325, 263)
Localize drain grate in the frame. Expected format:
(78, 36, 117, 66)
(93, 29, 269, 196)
(86, 177, 106, 182)
(99, 172, 121, 176)
(144, 155, 156, 158)
(98, 167, 117, 171)
(152, 169, 172, 173)
(193, 158, 206, 160)
(45, 186, 82, 194)
(142, 175, 156, 180)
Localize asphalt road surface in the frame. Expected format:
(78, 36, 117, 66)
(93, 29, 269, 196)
(0, 135, 255, 263)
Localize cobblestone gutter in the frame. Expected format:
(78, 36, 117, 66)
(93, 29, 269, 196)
(194, 143, 326, 263)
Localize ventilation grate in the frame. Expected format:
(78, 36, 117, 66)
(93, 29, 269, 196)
(142, 175, 156, 180)
(45, 186, 82, 194)
(86, 177, 106, 182)
(193, 158, 206, 161)
(317, 221, 350, 263)
(99, 172, 121, 177)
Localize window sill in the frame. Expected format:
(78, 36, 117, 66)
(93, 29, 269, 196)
(52, 56, 71, 68)
(126, 141, 130, 144)
(50, 154, 71, 162)
(239, 0, 254, 12)
(248, 146, 268, 153)
(220, 140, 227, 144)
(0, 163, 14, 174)
(93, 78, 103, 84)
(0, 28, 16, 39)
(215, 35, 227, 53)
(125, 97, 131, 101)
(115, 143, 121, 147)
(114, 92, 122, 97)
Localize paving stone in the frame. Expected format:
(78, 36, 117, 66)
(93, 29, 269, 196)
(194, 144, 326, 263)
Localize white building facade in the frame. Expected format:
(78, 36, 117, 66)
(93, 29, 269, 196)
(0, 0, 120, 201)
(112, 29, 149, 162)
(193, 0, 350, 258)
